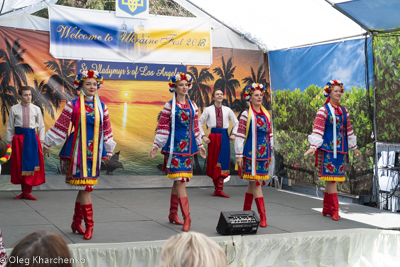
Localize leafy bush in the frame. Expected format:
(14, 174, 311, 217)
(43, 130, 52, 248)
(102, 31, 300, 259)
(374, 34, 400, 142)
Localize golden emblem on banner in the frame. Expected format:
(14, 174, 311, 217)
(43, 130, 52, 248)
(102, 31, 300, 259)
(121, 0, 144, 13)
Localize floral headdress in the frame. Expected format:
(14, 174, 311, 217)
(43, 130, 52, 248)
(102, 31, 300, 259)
(323, 80, 344, 97)
(243, 83, 265, 102)
(168, 73, 193, 93)
(73, 69, 104, 90)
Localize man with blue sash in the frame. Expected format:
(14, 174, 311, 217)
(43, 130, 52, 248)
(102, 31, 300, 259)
(199, 89, 239, 198)
(6, 87, 45, 200)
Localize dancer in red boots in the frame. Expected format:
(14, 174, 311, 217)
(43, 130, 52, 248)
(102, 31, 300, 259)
(43, 70, 116, 239)
(6, 87, 46, 200)
(304, 80, 361, 221)
(235, 83, 272, 227)
(149, 73, 206, 231)
(199, 89, 238, 198)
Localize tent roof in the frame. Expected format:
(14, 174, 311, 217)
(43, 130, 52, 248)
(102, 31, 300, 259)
(334, 0, 400, 32)
(178, 0, 367, 51)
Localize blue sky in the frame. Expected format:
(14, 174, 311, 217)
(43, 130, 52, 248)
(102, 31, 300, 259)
(268, 37, 373, 92)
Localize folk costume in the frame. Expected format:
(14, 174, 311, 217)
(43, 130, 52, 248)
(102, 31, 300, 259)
(6, 103, 46, 200)
(199, 104, 238, 197)
(44, 70, 116, 239)
(308, 80, 357, 220)
(152, 73, 203, 231)
(235, 83, 273, 227)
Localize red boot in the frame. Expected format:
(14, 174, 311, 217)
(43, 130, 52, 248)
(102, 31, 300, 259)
(179, 197, 191, 231)
(82, 204, 94, 240)
(330, 193, 340, 221)
(212, 177, 229, 198)
(71, 202, 85, 235)
(255, 197, 267, 227)
(243, 193, 253, 211)
(322, 192, 332, 217)
(14, 184, 24, 199)
(23, 184, 37, 200)
(168, 194, 183, 225)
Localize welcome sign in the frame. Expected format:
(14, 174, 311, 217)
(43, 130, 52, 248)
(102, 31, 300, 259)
(49, 5, 212, 65)
(77, 61, 187, 81)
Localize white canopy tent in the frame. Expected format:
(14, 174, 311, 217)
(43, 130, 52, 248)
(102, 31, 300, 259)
(0, 0, 368, 51)
(175, 0, 367, 51)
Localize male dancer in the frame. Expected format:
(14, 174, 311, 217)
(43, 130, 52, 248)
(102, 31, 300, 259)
(6, 86, 45, 200)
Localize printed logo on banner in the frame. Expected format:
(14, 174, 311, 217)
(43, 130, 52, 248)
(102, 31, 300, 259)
(117, 0, 149, 18)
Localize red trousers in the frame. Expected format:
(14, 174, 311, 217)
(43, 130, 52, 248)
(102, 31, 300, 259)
(206, 133, 229, 180)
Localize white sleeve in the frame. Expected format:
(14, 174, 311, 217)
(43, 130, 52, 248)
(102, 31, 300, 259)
(230, 108, 239, 135)
(153, 102, 172, 149)
(235, 110, 248, 158)
(5, 107, 15, 143)
(36, 108, 45, 143)
(193, 102, 203, 147)
(198, 108, 208, 137)
(308, 133, 324, 150)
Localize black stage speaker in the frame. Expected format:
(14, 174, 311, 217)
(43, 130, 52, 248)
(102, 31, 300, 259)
(216, 210, 260, 235)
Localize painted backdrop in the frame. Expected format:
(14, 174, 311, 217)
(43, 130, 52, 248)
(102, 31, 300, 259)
(0, 26, 269, 179)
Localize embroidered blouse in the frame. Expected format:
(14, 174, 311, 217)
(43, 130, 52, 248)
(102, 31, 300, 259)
(43, 101, 116, 156)
(308, 105, 357, 150)
(198, 105, 239, 137)
(5, 103, 45, 143)
(153, 100, 203, 149)
(235, 110, 274, 157)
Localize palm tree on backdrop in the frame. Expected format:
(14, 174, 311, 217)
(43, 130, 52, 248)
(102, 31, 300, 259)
(31, 78, 59, 119)
(45, 59, 77, 101)
(0, 37, 34, 124)
(187, 66, 214, 174)
(187, 66, 214, 112)
(212, 56, 240, 106)
(0, 80, 18, 125)
(240, 63, 271, 110)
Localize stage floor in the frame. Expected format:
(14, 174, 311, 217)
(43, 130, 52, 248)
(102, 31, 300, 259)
(1, 181, 400, 248)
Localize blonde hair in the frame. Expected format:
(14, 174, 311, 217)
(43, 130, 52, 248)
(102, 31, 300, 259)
(158, 232, 227, 267)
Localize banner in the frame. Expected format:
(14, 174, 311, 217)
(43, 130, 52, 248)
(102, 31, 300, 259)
(77, 61, 187, 81)
(116, 0, 149, 18)
(269, 38, 374, 195)
(49, 5, 212, 65)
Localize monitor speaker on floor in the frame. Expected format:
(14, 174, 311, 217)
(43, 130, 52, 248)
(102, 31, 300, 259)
(216, 210, 259, 235)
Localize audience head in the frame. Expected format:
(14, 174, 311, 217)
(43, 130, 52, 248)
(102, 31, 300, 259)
(158, 231, 227, 267)
(8, 231, 72, 267)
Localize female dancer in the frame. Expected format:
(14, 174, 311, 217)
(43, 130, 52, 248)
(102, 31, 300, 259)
(149, 73, 206, 231)
(199, 89, 238, 197)
(304, 80, 360, 220)
(43, 69, 116, 239)
(235, 83, 272, 227)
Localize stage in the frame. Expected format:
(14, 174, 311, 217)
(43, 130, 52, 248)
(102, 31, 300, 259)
(1, 176, 400, 266)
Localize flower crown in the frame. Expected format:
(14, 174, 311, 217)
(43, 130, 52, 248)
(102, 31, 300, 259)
(243, 83, 265, 102)
(168, 73, 193, 93)
(323, 80, 344, 97)
(73, 69, 104, 90)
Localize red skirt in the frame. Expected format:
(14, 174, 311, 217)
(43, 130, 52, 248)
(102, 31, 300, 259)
(11, 133, 45, 186)
(206, 132, 229, 180)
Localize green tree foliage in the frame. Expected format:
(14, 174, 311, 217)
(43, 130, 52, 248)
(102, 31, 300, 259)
(373, 33, 400, 142)
(34, 0, 193, 18)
